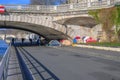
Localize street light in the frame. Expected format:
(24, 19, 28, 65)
(77, 0, 78, 3)
(60, 0, 61, 3)
(66, 0, 70, 4)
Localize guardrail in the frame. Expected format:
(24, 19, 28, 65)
(0, 44, 11, 80)
(2, 0, 120, 13)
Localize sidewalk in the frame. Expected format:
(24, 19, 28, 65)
(7, 47, 23, 80)
(73, 44, 120, 52)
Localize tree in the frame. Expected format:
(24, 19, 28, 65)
(115, 6, 120, 41)
(99, 7, 116, 42)
(30, 0, 45, 5)
(89, 7, 120, 42)
(30, 0, 67, 5)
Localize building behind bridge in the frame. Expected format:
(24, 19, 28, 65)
(30, 0, 99, 5)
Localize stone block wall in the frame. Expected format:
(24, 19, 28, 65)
(67, 24, 102, 40)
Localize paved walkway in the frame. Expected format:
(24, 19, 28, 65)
(23, 46, 120, 80)
(73, 44, 120, 52)
(7, 47, 23, 80)
(6, 46, 120, 80)
(54, 46, 120, 62)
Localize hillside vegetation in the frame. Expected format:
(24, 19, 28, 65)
(89, 6, 120, 42)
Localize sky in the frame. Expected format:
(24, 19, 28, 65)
(0, 0, 67, 5)
(0, 0, 30, 4)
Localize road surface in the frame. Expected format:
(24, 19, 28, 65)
(21, 46, 120, 80)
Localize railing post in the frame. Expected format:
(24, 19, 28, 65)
(18, 5, 22, 10)
(107, 0, 111, 5)
(54, 6, 57, 11)
(36, 6, 39, 10)
(87, 0, 91, 7)
(70, 4, 73, 9)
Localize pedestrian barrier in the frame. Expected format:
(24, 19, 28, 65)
(0, 44, 11, 80)
(3, 0, 119, 13)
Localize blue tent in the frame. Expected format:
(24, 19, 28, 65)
(73, 38, 77, 43)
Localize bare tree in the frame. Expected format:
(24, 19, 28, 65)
(30, 0, 67, 5)
(30, 0, 45, 5)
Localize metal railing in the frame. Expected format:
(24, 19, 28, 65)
(2, 0, 119, 13)
(0, 44, 11, 80)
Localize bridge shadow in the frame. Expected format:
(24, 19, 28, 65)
(18, 47, 60, 80)
(12, 42, 39, 47)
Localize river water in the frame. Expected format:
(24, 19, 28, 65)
(0, 40, 8, 61)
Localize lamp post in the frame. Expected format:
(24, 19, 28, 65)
(66, 0, 68, 4)
(77, 0, 78, 3)
(66, 0, 70, 4)
(3, 22, 6, 40)
(45, 0, 48, 5)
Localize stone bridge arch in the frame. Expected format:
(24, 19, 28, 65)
(53, 14, 100, 39)
(53, 14, 97, 27)
(0, 12, 101, 40)
(0, 13, 70, 40)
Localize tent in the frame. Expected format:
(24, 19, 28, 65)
(73, 36, 81, 43)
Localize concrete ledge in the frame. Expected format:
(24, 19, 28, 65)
(74, 44, 120, 52)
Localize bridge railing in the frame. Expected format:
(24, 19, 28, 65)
(0, 44, 11, 80)
(90, 1, 107, 6)
(2, 0, 119, 13)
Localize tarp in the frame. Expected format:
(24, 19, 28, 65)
(73, 38, 77, 43)
(86, 37, 96, 43)
(73, 36, 81, 43)
(61, 40, 71, 46)
(82, 36, 97, 43)
(75, 36, 80, 39)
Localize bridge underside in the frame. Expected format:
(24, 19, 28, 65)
(0, 21, 67, 40)
(55, 17, 97, 27)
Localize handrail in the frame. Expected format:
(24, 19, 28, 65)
(0, 44, 11, 80)
(2, 0, 119, 13)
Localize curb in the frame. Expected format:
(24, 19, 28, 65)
(74, 45, 120, 52)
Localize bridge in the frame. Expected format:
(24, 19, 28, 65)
(0, 0, 120, 40)
(0, 0, 120, 80)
